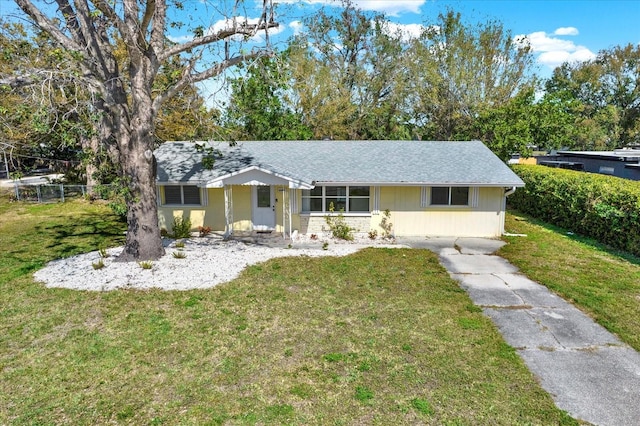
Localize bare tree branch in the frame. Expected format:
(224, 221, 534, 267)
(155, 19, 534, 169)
(159, 20, 278, 62)
(153, 52, 263, 110)
(14, 0, 83, 53)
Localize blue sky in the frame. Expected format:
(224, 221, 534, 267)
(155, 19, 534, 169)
(268, 0, 639, 78)
(2, 0, 637, 104)
(3, 0, 637, 77)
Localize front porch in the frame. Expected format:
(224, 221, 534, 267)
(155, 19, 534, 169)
(204, 165, 313, 239)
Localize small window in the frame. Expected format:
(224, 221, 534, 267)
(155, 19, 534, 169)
(163, 185, 201, 205)
(430, 187, 469, 206)
(302, 187, 323, 212)
(164, 186, 182, 205)
(257, 186, 271, 207)
(183, 186, 201, 205)
(451, 187, 469, 205)
(431, 187, 449, 205)
(325, 186, 347, 212)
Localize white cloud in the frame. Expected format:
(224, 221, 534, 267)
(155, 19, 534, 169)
(277, 0, 425, 16)
(289, 20, 304, 36)
(380, 21, 423, 41)
(522, 31, 576, 52)
(515, 30, 596, 69)
(554, 27, 579, 36)
(351, 0, 425, 16)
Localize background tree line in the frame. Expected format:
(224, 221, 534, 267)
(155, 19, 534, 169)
(224, 4, 639, 160)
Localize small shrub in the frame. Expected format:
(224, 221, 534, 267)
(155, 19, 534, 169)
(324, 202, 354, 241)
(172, 251, 186, 259)
(10, 171, 24, 181)
(310, 234, 318, 240)
(98, 248, 109, 258)
(379, 209, 394, 239)
(139, 261, 153, 270)
(198, 225, 212, 237)
(171, 216, 192, 239)
(322, 242, 329, 250)
(92, 259, 105, 270)
(368, 229, 378, 240)
(175, 241, 185, 248)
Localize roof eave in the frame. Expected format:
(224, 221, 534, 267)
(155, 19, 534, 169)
(204, 165, 314, 189)
(313, 181, 525, 187)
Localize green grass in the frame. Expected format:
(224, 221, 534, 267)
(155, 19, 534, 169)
(0, 196, 578, 424)
(501, 211, 640, 351)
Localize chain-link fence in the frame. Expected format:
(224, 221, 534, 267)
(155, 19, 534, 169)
(13, 183, 94, 203)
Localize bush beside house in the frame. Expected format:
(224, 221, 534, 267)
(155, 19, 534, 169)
(510, 165, 640, 257)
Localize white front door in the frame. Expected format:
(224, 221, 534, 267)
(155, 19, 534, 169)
(252, 185, 275, 231)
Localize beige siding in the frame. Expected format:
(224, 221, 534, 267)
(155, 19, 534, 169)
(158, 188, 225, 232)
(289, 186, 506, 238)
(231, 186, 252, 231)
(373, 186, 504, 237)
(158, 185, 507, 237)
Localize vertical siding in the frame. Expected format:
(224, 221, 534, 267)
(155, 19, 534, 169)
(378, 186, 505, 237)
(158, 186, 252, 232)
(207, 189, 226, 230)
(157, 188, 225, 231)
(158, 208, 206, 231)
(231, 185, 252, 231)
(159, 186, 507, 237)
(291, 189, 302, 233)
(274, 185, 286, 234)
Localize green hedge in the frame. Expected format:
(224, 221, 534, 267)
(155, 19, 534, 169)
(510, 165, 640, 257)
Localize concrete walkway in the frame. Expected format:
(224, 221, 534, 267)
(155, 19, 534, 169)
(397, 236, 640, 426)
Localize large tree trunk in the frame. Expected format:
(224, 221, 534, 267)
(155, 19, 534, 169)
(116, 130, 165, 261)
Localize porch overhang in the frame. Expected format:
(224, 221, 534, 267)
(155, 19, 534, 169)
(204, 166, 314, 189)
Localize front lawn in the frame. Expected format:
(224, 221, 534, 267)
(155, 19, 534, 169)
(0, 197, 575, 424)
(501, 211, 640, 352)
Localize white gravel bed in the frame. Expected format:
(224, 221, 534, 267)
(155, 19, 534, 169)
(33, 236, 400, 291)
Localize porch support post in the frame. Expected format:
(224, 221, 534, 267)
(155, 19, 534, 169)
(288, 188, 292, 239)
(282, 186, 288, 239)
(224, 185, 233, 238)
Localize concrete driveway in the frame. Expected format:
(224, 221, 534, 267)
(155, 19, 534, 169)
(397, 236, 640, 426)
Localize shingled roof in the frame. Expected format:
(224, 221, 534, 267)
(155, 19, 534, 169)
(155, 140, 524, 187)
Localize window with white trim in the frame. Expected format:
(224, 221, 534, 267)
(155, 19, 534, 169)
(430, 186, 469, 206)
(163, 185, 202, 205)
(302, 186, 370, 212)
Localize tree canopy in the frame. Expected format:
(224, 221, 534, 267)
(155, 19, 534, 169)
(4, 0, 277, 260)
(546, 43, 640, 149)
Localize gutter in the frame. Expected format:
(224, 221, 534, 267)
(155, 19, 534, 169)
(504, 186, 517, 196)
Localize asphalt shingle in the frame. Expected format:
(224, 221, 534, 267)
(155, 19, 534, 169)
(154, 140, 524, 187)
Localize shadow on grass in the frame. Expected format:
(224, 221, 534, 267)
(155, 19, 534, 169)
(507, 209, 640, 267)
(38, 212, 125, 259)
